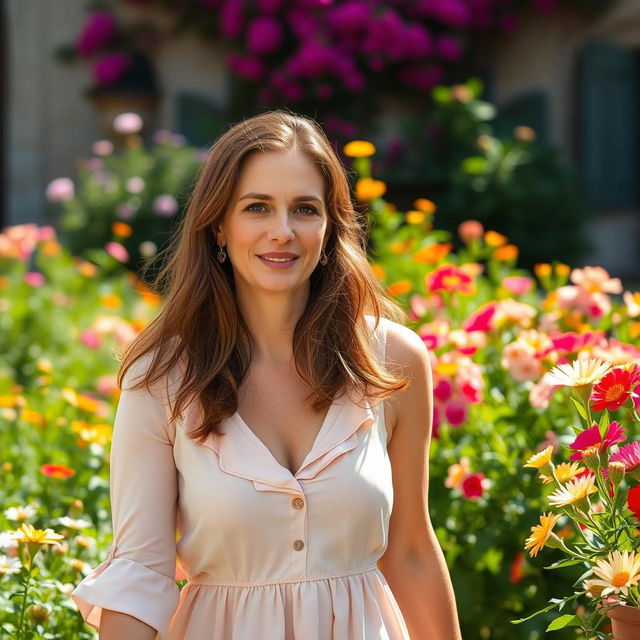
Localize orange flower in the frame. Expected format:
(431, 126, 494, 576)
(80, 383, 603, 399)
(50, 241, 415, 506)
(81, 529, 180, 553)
(40, 464, 75, 479)
(534, 263, 552, 278)
(426, 263, 476, 295)
(413, 198, 437, 214)
(355, 178, 386, 200)
(41, 241, 60, 257)
(77, 261, 98, 278)
(101, 294, 122, 309)
(343, 140, 376, 158)
(484, 230, 508, 247)
(111, 222, 133, 237)
(494, 244, 519, 261)
(371, 264, 385, 281)
(389, 239, 415, 254)
(413, 243, 453, 264)
(21, 409, 45, 425)
(387, 280, 412, 296)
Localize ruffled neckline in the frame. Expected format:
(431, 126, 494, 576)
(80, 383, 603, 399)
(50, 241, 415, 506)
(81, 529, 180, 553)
(182, 389, 376, 496)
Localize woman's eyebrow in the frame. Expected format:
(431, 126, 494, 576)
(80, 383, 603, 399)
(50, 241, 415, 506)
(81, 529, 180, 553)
(238, 192, 323, 203)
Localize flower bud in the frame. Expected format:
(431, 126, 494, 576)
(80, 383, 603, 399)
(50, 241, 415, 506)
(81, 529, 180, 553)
(608, 461, 625, 489)
(544, 531, 564, 551)
(28, 603, 50, 623)
(581, 445, 601, 473)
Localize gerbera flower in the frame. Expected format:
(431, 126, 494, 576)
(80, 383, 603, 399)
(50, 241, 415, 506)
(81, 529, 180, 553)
(524, 512, 562, 557)
(540, 461, 584, 485)
(569, 422, 626, 461)
(590, 366, 640, 411)
(627, 485, 640, 521)
(0, 555, 21, 575)
(9, 523, 64, 547)
(40, 463, 75, 479)
(548, 474, 597, 508)
(589, 550, 640, 596)
(610, 441, 640, 479)
(546, 358, 611, 388)
(524, 445, 553, 471)
(426, 263, 476, 296)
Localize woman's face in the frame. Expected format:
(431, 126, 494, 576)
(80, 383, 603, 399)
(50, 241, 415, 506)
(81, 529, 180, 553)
(216, 150, 331, 296)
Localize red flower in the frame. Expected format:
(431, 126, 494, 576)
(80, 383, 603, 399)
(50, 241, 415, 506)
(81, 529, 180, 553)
(426, 264, 475, 296)
(510, 552, 525, 584)
(590, 366, 640, 411)
(40, 464, 75, 479)
(628, 485, 640, 521)
(461, 472, 486, 499)
(569, 422, 626, 461)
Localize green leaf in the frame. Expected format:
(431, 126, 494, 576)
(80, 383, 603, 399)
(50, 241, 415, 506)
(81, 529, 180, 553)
(461, 156, 488, 174)
(571, 397, 588, 423)
(546, 614, 582, 631)
(544, 558, 583, 570)
(599, 410, 610, 439)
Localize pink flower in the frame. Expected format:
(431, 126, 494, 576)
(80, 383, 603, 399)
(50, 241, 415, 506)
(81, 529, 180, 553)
(462, 302, 497, 332)
(502, 276, 534, 297)
(37, 226, 57, 242)
(434, 378, 453, 403)
(113, 112, 143, 135)
(76, 12, 117, 58)
(96, 374, 119, 395)
(403, 24, 432, 58)
(247, 16, 282, 55)
(435, 34, 462, 61)
(458, 220, 484, 243)
(92, 53, 130, 86)
(227, 53, 265, 81)
(571, 266, 622, 295)
(92, 140, 113, 156)
(610, 441, 640, 475)
(444, 397, 469, 426)
(80, 330, 101, 349)
(433, 0, 471, 28)
(105, 242, 129, 263)
(25, 272, 45, 287)
(153, 195, 178, 217)
(327, 2, 370, 35)
(462, 472, 487, 499)
(569, 422, 626, 461)
(529, 376, 557, 410)
(220, 0, 245, 38)
(45, 178, 74, 203)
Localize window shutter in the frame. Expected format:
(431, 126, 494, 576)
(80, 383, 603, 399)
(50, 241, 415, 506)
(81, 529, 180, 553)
(579, 39, 639, 209)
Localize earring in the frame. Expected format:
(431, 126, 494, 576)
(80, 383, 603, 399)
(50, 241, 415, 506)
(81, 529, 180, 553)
(320, 249, 328, 266)
(217, 245, 227, 263)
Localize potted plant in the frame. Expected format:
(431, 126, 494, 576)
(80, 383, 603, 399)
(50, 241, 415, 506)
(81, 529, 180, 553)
(513, 357, 640, 639)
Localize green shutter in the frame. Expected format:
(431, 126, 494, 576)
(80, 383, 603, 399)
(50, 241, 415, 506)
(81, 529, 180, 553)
(175, 93, 228, 147)
(493, 89, 549, 143)
(579, 40, 639, 208)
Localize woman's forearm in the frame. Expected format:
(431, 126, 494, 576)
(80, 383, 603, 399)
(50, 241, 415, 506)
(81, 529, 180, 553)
(379, 546, 462, 640)
(99, 609, 157, 640)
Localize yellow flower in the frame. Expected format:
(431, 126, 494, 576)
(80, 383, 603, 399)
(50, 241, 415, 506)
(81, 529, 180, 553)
(540, 461, 583, 485)
(20, 409, 44, 426)
(355, 178, 386, 200)
(524, 445, 553, 470)
(548, 474, 597, 507)
(77, 261, 98, 278)
(484, 230, 508, 247)
(534, 263, 552, 278)
(589, 550, 640, 597)
(546, 358, 611, 388)
(524, 512, 562, 557)
(406, 210, 426, 224)
(10, 522, 64, 547)
(343, 140, 376, 158)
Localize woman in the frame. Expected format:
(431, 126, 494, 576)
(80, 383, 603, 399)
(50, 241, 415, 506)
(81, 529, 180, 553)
(71, 110, 462, 639)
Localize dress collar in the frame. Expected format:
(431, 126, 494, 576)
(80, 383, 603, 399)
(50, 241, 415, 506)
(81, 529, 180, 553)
(182, 390, 376, 495)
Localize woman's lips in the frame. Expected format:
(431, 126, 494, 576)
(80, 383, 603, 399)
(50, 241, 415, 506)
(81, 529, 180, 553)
(257, 255, 299, 269)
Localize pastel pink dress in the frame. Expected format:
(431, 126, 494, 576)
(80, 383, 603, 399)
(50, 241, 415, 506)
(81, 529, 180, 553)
(72, 315, 411, 639)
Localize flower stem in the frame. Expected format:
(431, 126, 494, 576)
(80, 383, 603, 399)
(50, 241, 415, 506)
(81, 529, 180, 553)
(15, 562, 33, 639)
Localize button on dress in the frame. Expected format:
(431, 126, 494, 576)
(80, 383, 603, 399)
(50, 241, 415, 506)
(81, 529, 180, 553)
(71, 315, 411, 639)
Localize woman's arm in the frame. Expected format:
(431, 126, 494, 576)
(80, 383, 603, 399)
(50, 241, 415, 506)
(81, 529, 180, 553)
(100, 610, 157, 640)
(378, 322, 462, 640)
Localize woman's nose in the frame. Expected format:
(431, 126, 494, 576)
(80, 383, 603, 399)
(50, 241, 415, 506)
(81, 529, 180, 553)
(267, 211, 295, 240)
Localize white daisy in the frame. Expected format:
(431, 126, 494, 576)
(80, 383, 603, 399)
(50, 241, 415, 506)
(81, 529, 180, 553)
(589, 550, 640, 597)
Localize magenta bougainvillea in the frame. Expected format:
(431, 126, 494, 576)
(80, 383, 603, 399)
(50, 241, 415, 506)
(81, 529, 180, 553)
(71, 0, 607, 101)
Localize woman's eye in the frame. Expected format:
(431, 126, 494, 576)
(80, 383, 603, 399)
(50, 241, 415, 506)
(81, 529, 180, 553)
(245, 203, 318, 215)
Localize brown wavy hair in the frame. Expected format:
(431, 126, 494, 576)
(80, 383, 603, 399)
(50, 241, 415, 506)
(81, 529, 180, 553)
(117, 109, 409, 445)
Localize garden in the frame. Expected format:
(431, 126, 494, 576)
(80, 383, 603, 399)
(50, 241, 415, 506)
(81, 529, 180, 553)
(2, 76, 640, 639)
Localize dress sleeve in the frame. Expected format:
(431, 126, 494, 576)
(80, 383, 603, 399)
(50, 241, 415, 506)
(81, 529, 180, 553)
(71, 355, 180, 640)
